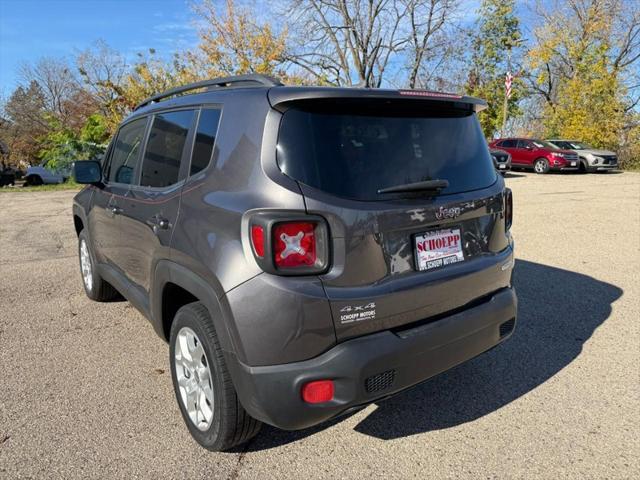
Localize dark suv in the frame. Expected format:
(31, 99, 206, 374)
(72, 75, 517, 451)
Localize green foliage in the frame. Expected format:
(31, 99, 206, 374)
(528, 2, 627, 152)
(466, 0, 522, 138)
(38, 115, 107, 170)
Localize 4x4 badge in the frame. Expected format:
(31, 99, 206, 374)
(340, 302, 376, 324)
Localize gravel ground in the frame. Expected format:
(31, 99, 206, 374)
(1, 171, 638, 479)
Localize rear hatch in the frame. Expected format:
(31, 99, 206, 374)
(273, 92, 513, 340)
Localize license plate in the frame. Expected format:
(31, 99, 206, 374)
(414, 228, 464, 271)
(499, 164, 506, 169)
(571, 161, 577, 166)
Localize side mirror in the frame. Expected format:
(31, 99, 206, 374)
(74, 160, 103, 185)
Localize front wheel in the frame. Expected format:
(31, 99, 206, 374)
(534, 158, 550, 174)
(78, 231, 119, 301)
(170, 302, 262, 451)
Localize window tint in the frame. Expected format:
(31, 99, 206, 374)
(107, 118, 147, 184)
(518, 140, 533, 148)
(278, 104, 496, 200)
(140, 110, 195, 188)
(500, 139, 517, 148)
(191, 109, 221, 175)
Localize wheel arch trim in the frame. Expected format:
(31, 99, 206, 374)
(151, 260, 237, 356)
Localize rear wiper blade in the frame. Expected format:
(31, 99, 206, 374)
(377, 179, 449, 194)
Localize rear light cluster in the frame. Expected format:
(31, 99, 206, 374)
(505, 188, 513, 231)
(249, 213, 330, 275)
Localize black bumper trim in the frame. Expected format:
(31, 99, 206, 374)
(227, 287, 517, 430)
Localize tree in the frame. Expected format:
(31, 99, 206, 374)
(191, 0, 289, 79)
(466, 0, 523, 138)
(404, 0, 460, 89)
(286, 0, 409, 87)
(19, 57, 88, 129)
(1, 81, 49, 165)
(76, 40, 129, 131)
(527, 0, 638, 151)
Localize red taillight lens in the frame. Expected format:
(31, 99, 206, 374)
(301, 380, 334, 404)
(273, 222, 317, 268)
(505, 189, 513, 230)
(251, 225, 265, 257)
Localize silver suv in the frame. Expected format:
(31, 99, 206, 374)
(547, 140, 618, 172)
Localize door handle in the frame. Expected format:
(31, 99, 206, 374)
(147, 215, 170, 231)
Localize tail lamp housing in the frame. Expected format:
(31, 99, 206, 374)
(248, 212, 330, 275)
(505, 188, 513, 231)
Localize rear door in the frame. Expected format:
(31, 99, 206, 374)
(117, 108, 197, 293)
(276, 100, 513, 340)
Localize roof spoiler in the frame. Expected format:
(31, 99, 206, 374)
(268, 87, 488, 113)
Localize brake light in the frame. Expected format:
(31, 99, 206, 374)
(250, 225, 265, 257)
(248, 213, 329, 275)
(273, 222, 316, 268)
(301, 380, 334, 403)
(505, 189, 513, 230)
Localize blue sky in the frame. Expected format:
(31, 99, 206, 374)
(0, 0, 536, 94)
(0, 0, 198, 92)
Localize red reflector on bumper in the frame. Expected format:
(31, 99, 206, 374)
(301, 380, 334, 403)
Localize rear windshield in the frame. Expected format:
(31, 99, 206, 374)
(277, 104, 496, 201)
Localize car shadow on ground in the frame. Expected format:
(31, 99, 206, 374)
(244, 259, 622, 451)
(502, 171, 527, 179)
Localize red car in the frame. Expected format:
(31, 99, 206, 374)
(489, 138, 580, 174)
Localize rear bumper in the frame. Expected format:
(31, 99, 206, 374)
(228, 287, 517, 430)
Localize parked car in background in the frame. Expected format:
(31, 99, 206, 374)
(25, 162, 71, 185)
(489, 138, 579, 174)
(0, 165, 17, 187)
(546, 139, 618, 172)
(72, 75, 517, 451)
(490, 148, 512, 173)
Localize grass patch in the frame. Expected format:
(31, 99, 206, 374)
(0, 180, 82, 193)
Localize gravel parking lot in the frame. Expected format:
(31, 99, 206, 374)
(1, 171, 638, 479)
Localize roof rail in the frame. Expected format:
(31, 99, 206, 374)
(133, 74, 284, 111)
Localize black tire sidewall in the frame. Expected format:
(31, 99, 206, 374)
(169, 305, 226, 450)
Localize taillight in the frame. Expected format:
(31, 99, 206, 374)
(301, 380, 334, 403)
(250, 225, 265, 257)
(273, 222, 316, 268)
(505, 188, 513, 230)
(248, 213, 330, 275)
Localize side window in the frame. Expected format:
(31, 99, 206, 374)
(140, 110, 195, 188)
(517, 140, 531, 149)
(191, 108, 222, 175)
(501, 139, 516, 148)
(107, 118, 147, 184)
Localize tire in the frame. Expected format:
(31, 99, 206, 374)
(169, 302, 262, 451)
(533, 158, 550, 174)
(26, 175, 43, 186)
(78, 230, 119, 301)
(578, 159, 588, 173)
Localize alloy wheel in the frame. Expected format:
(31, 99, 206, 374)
(174, 327, 214, 431)
(79, 239, 93, 291)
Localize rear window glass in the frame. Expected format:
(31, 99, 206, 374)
(190, 108, 221, 175)
(277, 105, 496, 200)
(141, 110, 195, 188)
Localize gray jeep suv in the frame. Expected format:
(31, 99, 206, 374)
(72, 75, 517, 451)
